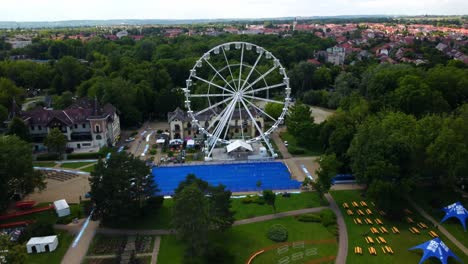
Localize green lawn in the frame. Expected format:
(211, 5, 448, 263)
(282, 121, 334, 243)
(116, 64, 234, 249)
(412, 186, 468, 248)
(157, 215, 338, 264)
(231, 192, 324, 220)
(117, 192, 323, 229)
(331, 190, 468, 264)
(25, 230, 74, 264)
(80, 165, 96, 173)
(33, 161, 56, 167)
(60, 161, 96, 169)
(279, 131, 323, 156)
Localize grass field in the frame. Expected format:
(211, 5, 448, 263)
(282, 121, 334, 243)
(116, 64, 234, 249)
(331, 190, 468, 264)
(118, 192, 323, 229)
(32, 161, 56, 167)
(60, 161, 96, 169)
(279, 131, 323, 156)
(231, 192, 324, 220)
(157, 215, 338, 264)
(412, 186, 468, 248)
(80, 165, 96, 173)
(25, 230, 73, 264)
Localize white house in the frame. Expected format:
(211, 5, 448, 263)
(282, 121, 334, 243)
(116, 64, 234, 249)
(26, 236, 58, 253)
(53, 199, 70, 217)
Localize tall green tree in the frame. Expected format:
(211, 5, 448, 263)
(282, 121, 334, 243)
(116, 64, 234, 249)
(264, 102, 283, 120)
(263, 190, 276, 212)
(173, 184, 209, 257)
(89, 152, 158, 226)
(314, 154, 342, 198)
(7, 117, 30, 142)
(0, 136, 45, 212)
(44, 128, 67, 157)
(348, 112, 418, 216)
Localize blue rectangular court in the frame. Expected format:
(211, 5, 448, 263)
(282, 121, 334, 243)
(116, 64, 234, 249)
(152, 161, 302, 195)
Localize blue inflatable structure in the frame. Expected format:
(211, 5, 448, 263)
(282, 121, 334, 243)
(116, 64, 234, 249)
(409, 237, 463, 264)
(441, 201, 468, 232)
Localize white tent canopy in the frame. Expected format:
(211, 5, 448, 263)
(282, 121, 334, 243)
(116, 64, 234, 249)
(53, 199, 70, 217)
(156, 139, 165, 144)
(226, 140, 253, 153)
(26, 235, 58, 253)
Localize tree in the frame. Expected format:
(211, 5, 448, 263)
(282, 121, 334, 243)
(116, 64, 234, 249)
(0, 234, 26, 263)
(0, 77, 23, 108)
(7, 117, 30, 142)
(286, 101, 313, 138)
(89, 152, 158, 226)
(0, 105, 7, 124)
(52, 56, 88, 94)
(264, 102, 283, 120)
(44, 128, 67, 157)
(173, 183, 209, 257)
(347, 112, 418, 216)
(0, 136, 45, 212)
(314, 154, 342, 198)
(263, 190, 276, 212)
(172, 175, 234, 259)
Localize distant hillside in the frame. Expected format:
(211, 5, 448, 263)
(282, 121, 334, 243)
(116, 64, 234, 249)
(0, 15, 395, 29)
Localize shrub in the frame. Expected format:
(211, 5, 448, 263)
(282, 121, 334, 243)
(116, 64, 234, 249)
(297, 213, 322, 222)
(241, 195, 254, 204)
(149, 149, 157, 155)
(267, 224, 288, 242)
(67, 152, 102, 159)
(288, 147, 305, 155)
(156, 129, 163, 134)
(36, 153, 60, 161)
(18, 222, 55, 243)
(320, 209, 336, 227)
(144, 196, 164, 212)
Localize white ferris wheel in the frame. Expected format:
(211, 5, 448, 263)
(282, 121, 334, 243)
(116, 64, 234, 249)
(183, 42, 292, 160)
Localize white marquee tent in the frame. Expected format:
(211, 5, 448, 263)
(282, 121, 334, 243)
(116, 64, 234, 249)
(226, 140, 253, 153)
(26, 235, 58, 254)
(53, 199, 70, 217)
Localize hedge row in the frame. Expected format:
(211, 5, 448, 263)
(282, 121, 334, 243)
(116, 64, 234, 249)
(67, 152, 103, 160)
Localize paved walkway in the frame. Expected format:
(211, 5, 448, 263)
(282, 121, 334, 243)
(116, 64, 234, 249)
(324, 193, 348, 264)
(151, 236, 161, 264)
(61, 220, 100, 264)
(271, 131, 291, 159)
(409, 199, 468, 255)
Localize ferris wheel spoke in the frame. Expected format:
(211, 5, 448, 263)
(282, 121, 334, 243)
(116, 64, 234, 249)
(241, 65, 278, 93)
(240, 98, 270, 148)
(238, 43, 244, 89)
(195, 96, 232, 116)
(203, 58, 236, 92)
(244, 83, 286, 95)
(192, 76, 235, 95)
(242, 94, 283, 105)
(222, 47, 238, 90)
(190, 94, 230, 97)
(205, 101, 232, 131)
(208, 100, 237, 157)
(222, 99, 237, 141)
(239, 51, 263, 91)
(243, 98, 278, 122)
(238, 100, 244, 140)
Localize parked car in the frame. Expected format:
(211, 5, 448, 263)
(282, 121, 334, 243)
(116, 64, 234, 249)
(125, 137, 135, 142)
(284, 141, 288, 147)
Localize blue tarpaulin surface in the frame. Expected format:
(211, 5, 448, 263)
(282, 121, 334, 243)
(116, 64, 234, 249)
(441, 201, 468, 232)
(409, 237, 463, 264)
(152, 162, 301, 196)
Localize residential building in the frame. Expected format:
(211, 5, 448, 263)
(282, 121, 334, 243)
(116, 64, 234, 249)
(326, 46, 346, 65)
(11, 98, 120, 151)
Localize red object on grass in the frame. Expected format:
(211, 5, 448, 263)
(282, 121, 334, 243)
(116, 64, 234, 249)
(0, 205, 53, 220)
(15, 200, 36, 209)
(0, 220, 35, 228)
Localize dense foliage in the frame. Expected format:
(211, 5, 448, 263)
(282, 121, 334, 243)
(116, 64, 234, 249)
(172, 174, 234, 260)
(0, 135, 45, 211)
(267, 224, 288, 242)
(89, 152, 159, 226)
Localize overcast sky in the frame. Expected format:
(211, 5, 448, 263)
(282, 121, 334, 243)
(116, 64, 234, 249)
(1, 0, 467, 21)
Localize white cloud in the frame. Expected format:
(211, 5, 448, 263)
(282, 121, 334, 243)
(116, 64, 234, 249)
(0, 0, 466, 21)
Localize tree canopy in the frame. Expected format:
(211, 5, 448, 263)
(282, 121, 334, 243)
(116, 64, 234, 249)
(89, 152, 158, 226)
